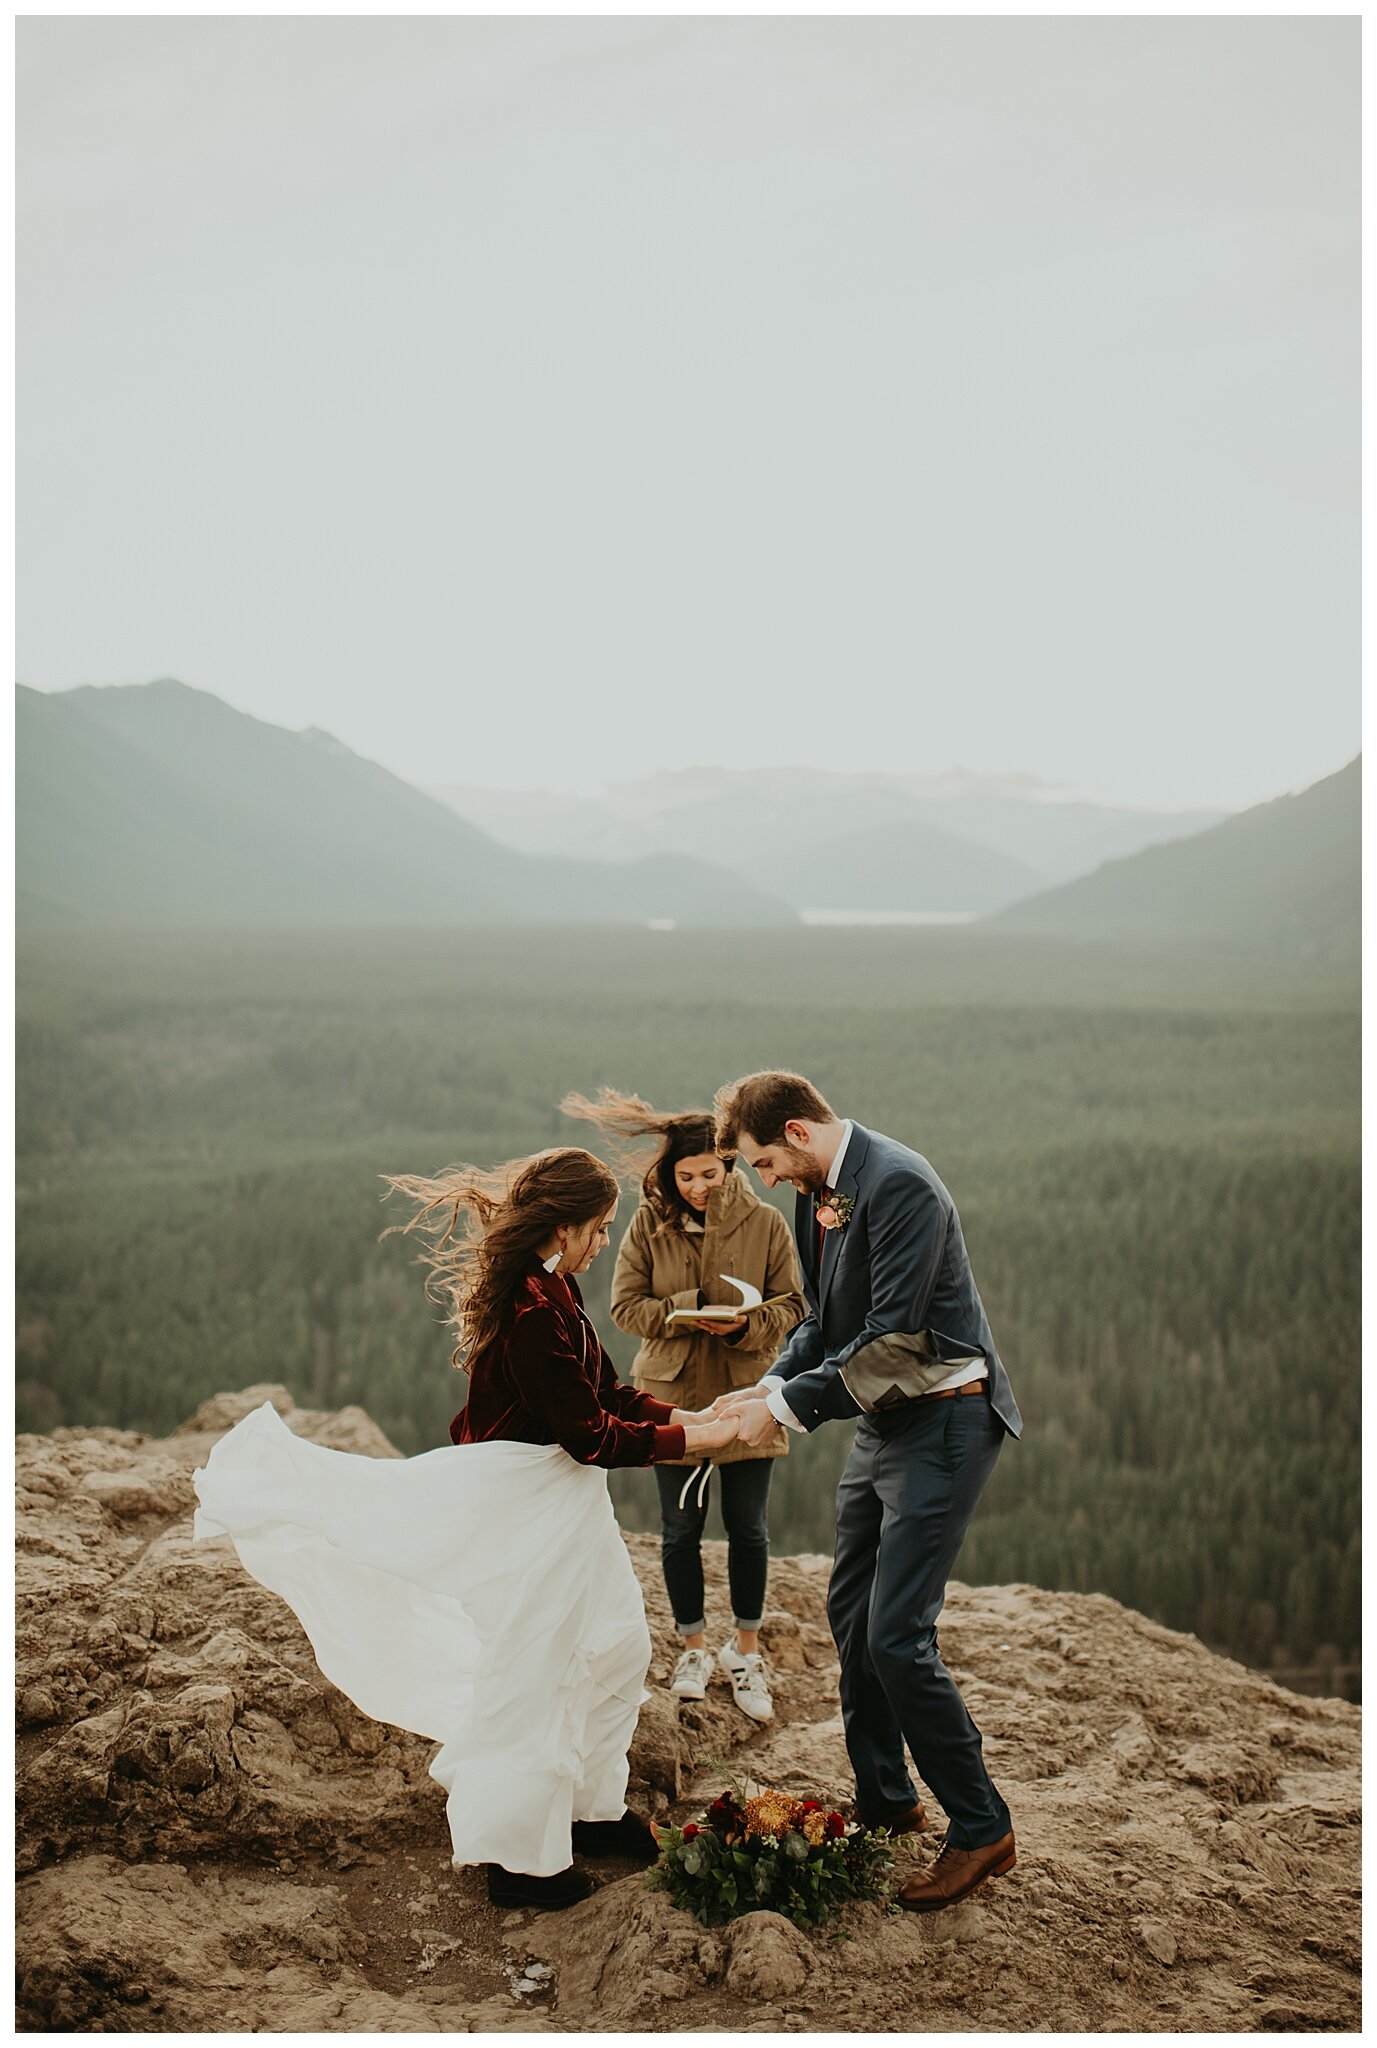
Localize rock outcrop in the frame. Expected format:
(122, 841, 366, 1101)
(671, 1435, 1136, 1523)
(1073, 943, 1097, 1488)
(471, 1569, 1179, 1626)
(16, 1389, 1361, 2032)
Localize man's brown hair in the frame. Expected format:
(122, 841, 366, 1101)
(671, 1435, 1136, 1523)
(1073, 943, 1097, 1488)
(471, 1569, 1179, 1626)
(714, 1070, 835, 1154)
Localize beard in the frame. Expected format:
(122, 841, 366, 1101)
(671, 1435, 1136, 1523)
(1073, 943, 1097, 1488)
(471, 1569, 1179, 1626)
(780, 1142, 830, 1195)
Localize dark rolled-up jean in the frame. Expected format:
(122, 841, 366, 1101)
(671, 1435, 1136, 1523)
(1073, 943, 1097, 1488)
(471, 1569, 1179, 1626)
(654, 1457, 774, 1636)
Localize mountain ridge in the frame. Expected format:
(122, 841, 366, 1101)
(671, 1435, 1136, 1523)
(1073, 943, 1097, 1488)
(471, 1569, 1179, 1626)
(427, 765, 1231, 914)
(990, 755, 1360, 959)
(19, 679, 1355, 945)
(16, 681, 794, 930)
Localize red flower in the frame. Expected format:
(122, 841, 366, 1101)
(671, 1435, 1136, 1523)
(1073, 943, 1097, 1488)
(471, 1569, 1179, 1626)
(682, 1824, 700, 1839)
(706, 1794, 745, 1835)
(825, 1811, 846, 1837)
(798, 1799, 824, 1815)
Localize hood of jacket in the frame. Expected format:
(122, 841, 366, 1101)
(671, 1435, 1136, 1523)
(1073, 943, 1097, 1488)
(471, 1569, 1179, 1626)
(654, 1162, 761, 1243)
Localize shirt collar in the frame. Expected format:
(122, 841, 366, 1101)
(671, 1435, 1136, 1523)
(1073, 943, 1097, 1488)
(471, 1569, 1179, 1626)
(825, 1118, 854, 1191)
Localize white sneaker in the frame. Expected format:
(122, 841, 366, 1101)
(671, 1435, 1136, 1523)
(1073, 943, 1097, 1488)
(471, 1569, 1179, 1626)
(670, 1647, 715, 1701)
(718, 1642, 774, 1723)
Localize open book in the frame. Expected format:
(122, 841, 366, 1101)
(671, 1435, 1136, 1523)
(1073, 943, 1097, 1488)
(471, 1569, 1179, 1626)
(665, 1274, 794, 1325)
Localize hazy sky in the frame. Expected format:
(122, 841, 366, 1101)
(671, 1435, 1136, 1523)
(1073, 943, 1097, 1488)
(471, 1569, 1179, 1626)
(18, 17, 1358, 808)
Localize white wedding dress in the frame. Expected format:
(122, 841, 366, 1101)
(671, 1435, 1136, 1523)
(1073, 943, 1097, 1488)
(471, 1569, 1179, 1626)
(192, 1401, 651, 1877)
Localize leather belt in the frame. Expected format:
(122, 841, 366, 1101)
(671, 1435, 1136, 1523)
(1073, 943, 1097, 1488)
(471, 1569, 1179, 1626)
(920, 1380, 988, 1403)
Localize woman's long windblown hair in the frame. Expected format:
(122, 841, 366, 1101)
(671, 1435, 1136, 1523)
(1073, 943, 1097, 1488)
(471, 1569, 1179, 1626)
(560, 1088, 731, 1229)
(383, 1148, 619, 1367)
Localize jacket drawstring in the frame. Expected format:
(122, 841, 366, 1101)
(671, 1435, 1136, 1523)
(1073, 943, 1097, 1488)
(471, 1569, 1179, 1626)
(677, 1461, 713, 1513)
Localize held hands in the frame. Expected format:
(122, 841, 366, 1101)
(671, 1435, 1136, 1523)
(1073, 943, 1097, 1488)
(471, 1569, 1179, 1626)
(732, 1402, 786, 1450)
(680, 1410, 744, 1454)
(710, 1384, 772, 1415)
(674, 1399, 778, 1453)
(709, 1383, 784, 1451)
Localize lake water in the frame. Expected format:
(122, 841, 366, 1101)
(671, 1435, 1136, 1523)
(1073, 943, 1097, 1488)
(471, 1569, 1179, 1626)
(798, 908, 982, 927)
(645, 909, 982, 931)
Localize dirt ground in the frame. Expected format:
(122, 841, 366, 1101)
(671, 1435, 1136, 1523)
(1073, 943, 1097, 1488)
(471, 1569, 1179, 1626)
(16, 1386, 1362, 2032)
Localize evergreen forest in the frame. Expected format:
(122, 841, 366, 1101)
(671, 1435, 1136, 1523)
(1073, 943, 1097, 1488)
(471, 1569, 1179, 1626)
(16, 921, 1359, 1697)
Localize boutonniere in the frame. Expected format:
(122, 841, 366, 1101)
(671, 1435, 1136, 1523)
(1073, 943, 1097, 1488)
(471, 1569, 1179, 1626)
(815, 1191, 855, 1231)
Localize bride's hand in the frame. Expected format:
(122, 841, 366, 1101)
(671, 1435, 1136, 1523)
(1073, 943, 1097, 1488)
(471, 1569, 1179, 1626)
(681, 1412, 741, 1454)
(711, 1384, 770, 1415)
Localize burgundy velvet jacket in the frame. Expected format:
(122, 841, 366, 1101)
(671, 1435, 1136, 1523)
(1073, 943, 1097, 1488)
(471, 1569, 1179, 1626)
(450, 1260, 687, 1468)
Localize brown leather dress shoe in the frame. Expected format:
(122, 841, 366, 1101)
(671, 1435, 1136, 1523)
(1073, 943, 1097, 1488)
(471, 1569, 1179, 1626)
(897, 1830, 1016, 1912)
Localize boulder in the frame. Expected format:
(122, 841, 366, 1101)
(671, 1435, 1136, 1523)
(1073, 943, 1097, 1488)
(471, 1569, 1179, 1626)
(722, 1911, 812, 1998)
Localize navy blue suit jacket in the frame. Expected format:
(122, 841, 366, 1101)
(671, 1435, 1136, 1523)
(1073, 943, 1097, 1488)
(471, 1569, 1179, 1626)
(770, 1124, 1021, 1438)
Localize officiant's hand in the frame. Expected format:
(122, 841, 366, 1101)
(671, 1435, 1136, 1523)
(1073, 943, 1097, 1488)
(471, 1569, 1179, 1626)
(688, 1314, 748, 1336)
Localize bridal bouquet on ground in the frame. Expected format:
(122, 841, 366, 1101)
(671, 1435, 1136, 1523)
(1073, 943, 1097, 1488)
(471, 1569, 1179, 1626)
(648, 1780, 894, 1928)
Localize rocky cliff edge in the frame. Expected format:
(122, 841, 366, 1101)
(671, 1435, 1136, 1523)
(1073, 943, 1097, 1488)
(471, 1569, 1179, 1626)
(16, 1387, 1360, 2032)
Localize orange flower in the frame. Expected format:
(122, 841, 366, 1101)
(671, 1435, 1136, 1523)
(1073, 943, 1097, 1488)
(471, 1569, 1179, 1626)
(744, 1790, 801, 1840)
(816, 1206, 839, 1230)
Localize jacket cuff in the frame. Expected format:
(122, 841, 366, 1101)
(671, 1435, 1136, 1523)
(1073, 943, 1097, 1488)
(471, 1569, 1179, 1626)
(636, 1392, 677, 1424)
(653, 1424, 688, 1461)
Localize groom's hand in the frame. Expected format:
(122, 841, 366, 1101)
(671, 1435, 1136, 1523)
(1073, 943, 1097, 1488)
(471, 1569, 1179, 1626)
(732, 1401, 785, 1450)
(713, 1383, 787, 1446)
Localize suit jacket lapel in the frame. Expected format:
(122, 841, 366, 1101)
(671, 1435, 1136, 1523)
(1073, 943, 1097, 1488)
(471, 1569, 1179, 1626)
(795, 1188, 821, 1306)
(820, 1125, 869, 1311)
(818, 1212, 842, 1303)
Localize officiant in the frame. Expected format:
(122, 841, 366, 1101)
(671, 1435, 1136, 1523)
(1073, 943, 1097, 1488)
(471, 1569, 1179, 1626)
(562, 1089, 805, 1723)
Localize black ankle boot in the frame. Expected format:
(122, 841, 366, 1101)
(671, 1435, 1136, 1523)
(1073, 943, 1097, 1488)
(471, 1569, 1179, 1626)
(570, 1810, 659, 1864)
(486, 1863, 594, 1911)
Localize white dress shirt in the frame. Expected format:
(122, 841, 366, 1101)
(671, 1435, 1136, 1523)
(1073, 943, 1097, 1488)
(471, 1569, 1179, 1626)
(759, 1118, 986, 1432)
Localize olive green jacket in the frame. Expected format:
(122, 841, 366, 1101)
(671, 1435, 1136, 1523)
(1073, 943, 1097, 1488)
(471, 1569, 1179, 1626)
(609, 1170, 806, 1465)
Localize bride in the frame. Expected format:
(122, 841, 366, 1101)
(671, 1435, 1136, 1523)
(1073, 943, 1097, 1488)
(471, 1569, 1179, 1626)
(193, 1145, 740, 1911)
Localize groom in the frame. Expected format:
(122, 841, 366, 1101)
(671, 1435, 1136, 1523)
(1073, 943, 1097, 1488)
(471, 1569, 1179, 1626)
(712, 1070, 1021, 1912)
